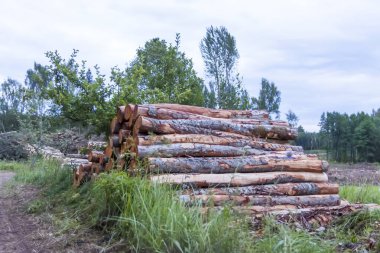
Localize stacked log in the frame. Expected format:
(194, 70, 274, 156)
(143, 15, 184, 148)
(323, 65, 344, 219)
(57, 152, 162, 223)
(74, 104, 340, 210)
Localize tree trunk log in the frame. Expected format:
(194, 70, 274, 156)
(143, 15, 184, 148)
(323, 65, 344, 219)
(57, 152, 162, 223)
(181, 182, 339, 196)
(88, 150, 103, 163)
(147, 156, 328, 174)
(135, 116, 296, 140)
(123, 104, 135, 122)
(137, 143, 305, 158)
(180, 194, 340, 207)
(150, 172, 329, 187)
(131, 105, 283, 125)
(148, 103, 269, 119)
(137, 134, 303, 152)
(118, 129, 131, 144)
(117, 106, 126, 123)
(109, 135, 121, 148)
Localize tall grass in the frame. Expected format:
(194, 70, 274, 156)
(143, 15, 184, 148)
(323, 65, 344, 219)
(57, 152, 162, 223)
(3, 159, 378, 252)
(340, 185, 380, 204)
(91, 172, 253, 253)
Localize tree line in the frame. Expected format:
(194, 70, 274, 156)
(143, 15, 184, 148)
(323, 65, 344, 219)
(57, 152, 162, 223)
(0, 26, 282, 136)
(296, 110, 380, 163)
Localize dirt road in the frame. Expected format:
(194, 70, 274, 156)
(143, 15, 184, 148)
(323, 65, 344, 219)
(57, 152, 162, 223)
(0, 171, 37, 253)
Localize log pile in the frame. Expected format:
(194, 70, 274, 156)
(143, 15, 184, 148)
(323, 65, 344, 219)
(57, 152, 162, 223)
(74, 104, 341, 210)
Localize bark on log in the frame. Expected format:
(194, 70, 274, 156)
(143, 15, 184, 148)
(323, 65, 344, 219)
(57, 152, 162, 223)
(66, 153, 88, 159)
(149, 103, 269, 119)
(137, 134, 303, 152)
(205, 203, 380, 217)
(131, 105, 282, 125)
(133, 119, 249, 143)
(180, 194, 340, 207)
(117, 106, 126, 123)
(119, 129, 131, 144)
(123, 104, 135, 122)
(150, 172, 329, 187)
(135, 116, 297, 140)
(109, 135, 121, 148)
(88, 150, 103, 163)
(181, 182, 339, 196)
(138, 143, 270, 158)
(147, 156, 328, 174)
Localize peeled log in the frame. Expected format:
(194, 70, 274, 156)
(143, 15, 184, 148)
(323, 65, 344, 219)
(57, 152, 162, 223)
(147, 156, 328, 174)
(137, 134, 303, 152)
(149, 103, 269, 119)
(150, 172, 329, 187)
(181, 182, 339, 196)
(180, 194, 340, 207)
(136, 116, 297, 140)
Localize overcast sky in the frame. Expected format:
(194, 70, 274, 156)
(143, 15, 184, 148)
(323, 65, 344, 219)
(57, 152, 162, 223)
(1, 0, 379, 131)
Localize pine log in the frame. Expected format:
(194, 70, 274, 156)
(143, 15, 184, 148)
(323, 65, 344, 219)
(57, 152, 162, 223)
(181, 183, 339, 196)
(147, 156, 328, 174)
(88, 150, 104, 163)
(149, 103, 269, 119)
(117, 106, 126, 123)
(73, 163, 92, 187)
(66, 153, 88, 159)
(135, 116, 297, 140)
(87, 141, 107, 151)
(104, 144, 113, 159)
(150, 172, 329, 187)
(180, 194, 340, 207)
(109, 135, 121, 148)
(138, 143, 268, 158)
(119, 129, 131, 144)
(137, 134, 303, 152)
(123, 104, 135, 122)
(131, 105, 282, 125)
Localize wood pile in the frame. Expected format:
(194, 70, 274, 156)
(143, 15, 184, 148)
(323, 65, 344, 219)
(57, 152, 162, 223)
(74, 104, 340, 210)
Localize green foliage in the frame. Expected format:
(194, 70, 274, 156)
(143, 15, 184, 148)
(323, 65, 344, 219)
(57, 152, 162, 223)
(286, 110, 299, 128)
(0, 78, 25, 131)
(200, 26, 253, 109)
(252, 78, 281, 118)
(92, 172, 253, 252)
(112, 35, 205, 106)
(253, 218, 334, 253)
(45, 50, 114, 134)
(319, 111, 380, 162)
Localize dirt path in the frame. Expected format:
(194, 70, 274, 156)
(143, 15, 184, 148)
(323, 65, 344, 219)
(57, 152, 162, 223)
(0, 171, 36, 253)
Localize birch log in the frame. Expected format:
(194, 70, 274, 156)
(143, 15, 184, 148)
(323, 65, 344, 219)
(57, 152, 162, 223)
(150, 172, 329, 187)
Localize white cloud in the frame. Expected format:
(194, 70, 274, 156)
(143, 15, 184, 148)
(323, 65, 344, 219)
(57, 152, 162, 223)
(1, 0, 380, 131)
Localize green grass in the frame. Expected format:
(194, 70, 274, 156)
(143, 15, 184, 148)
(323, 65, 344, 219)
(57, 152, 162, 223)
(3, 158, 380, 252)
(340, 185, 380, 204)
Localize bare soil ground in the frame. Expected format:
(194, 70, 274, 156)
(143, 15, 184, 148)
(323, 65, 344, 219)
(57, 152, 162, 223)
(0, 171, 109, 253)
(327, 163, 380, 185)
